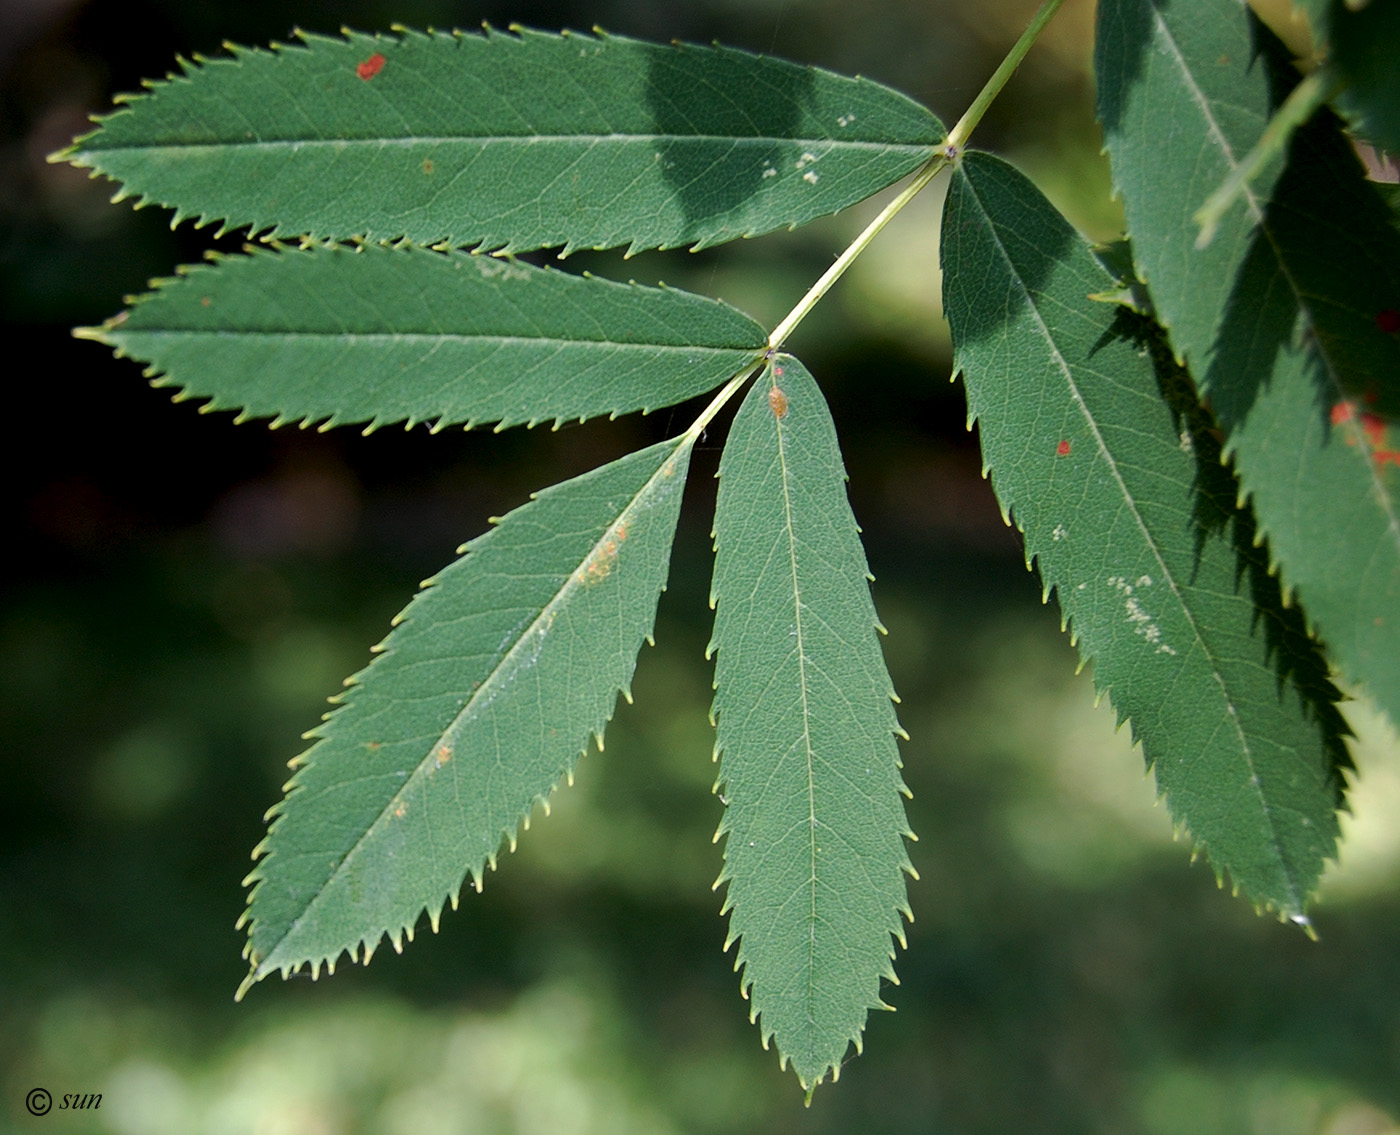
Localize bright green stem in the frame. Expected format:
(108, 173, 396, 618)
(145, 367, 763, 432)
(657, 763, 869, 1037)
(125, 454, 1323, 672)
(1193, 68, 1335, 248)
(765, 150, 949, 352)
(945, 0, 1067, 152)
(687, 0, 1068, 435)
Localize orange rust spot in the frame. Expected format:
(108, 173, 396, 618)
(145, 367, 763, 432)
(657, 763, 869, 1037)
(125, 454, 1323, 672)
(357, 52, 386, 80)
(1361, 412, 1386, 448)
(578, 538, 620, 585)
(435, 746, 452, 765)
(394, 802, 407, 818)
(769, 386, 789, 419)
(1056, 439, 1071, 456)
(200, 296, 212, 307)
(421, 159, 434, 175)
(1335, 399, 1393, 455)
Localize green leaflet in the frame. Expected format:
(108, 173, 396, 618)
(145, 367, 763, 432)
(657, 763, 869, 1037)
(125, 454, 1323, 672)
(79, 245, 765, 432)
(237, 436, 692, 994)
(63, 26, 942, 253)
(1330, 0, 1400, 155)
(1094, 0, 1285, 366)
(1097, 0, 1400, 726)
(942, 151, 1349, 916)
(708, 356, 913, 1091)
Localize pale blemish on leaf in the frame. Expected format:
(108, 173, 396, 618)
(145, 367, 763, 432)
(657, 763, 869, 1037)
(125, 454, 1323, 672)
(1107, 575, 1176, 655)
(577, 523, 629, 586)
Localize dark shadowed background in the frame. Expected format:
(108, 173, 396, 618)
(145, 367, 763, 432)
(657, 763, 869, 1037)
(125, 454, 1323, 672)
(4, 0, 1400, 1131)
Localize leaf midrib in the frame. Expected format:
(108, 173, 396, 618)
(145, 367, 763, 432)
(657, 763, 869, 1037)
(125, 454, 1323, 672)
(770, 370, 822, 1044)
(79, 134, 936, 155)
(959, 163, 1302, 908)
(1147, 0, 1400, 548)
(255, 436, 689, 973)
(116, 330, 761, 354)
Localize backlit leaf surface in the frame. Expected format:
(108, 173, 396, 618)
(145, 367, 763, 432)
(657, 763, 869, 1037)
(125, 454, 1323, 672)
(64, 26, 943, 253)
(1096, 0, 1400, 725)
(709, 356, 913, 1090)
(238, 436, 693, 993)
(942, 151, 1349, 916)
(82, 245, 765, 431)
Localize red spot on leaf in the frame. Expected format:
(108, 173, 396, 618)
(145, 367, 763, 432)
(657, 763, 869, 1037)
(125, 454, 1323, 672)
(1361, 411, 1386, 448)
(357, 52, 386, 80)
(1335, 399, 1393, 453)
(1056, 439, 1071, 456)
(1377, 308, 1400, 334)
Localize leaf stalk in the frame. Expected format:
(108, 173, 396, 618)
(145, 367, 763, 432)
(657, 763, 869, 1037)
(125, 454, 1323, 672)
(944, 0, 1068, 152)
(691, 0, 1070, 464)
(764, 0, 1067, 356)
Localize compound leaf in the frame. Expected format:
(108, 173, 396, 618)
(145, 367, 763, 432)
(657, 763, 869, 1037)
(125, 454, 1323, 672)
(62, 26, 943, 253)
(942, 151, 1349, 917)
(79, 244, 765, 432)
(1096, 0, 1400, 727)
(709, 356, 913, 1092)
(238, 435, 693, 994)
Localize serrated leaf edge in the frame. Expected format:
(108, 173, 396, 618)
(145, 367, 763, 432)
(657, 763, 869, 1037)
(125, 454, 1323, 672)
(235, 434, 694, 998)
(952, 156, 1340, 919)
(705, 360, 915, 1092)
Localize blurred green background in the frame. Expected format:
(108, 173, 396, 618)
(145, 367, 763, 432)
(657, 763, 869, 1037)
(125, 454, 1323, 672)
(4, 0, 1400, 1131)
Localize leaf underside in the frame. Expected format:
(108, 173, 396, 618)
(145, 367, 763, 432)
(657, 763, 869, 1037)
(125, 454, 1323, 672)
(708, 356, 913, 1091)
(83, 245, 765, 432)
(1096, 0, 1400, 728)
(64, 25, 943, 254)
(238, 435, 693, 993)
(942, 151, 1349, 916)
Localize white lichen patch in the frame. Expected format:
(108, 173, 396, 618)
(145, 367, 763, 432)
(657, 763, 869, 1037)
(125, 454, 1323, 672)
(471, 256, 532, 281)
(1052, 524, 1068, 542)
(836, 114, 856, 127)
(761, 165, 777, 179)
(802, 170, 819, 185)
(794, 151, 819, 170)
(1179, 429, 1194, 454)
(1107, 575, 1177, 655)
